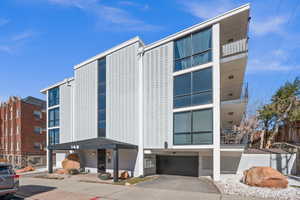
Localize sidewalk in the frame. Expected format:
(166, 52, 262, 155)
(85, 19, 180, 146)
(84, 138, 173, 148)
(17, 175, 273, 200)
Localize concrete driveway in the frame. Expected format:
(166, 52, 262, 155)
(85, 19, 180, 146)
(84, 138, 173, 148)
(137, 175, 220, 194)
(16, 174, 270, 200)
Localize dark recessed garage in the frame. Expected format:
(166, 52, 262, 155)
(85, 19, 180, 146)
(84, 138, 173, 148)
(156, 155, 198, 177)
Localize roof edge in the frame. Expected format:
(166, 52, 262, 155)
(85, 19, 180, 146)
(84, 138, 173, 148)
(144, 3, 250, 51)
(40, 77, 74, 94)
(73, 36, 144, 70)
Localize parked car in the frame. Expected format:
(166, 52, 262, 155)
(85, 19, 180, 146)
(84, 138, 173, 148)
(0, 163, 19, 198)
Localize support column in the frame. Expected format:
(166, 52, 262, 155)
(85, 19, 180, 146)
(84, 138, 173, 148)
(48, 149, 53, 173)
(113, 148, 119, 182)
(213, 148, 220, 181)
(137, 46, 144, 177)
(212, 23, 221, 181)
(198, 152, 203, 176)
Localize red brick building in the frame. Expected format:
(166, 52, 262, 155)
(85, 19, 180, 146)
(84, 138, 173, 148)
(0, 96, 46, 168)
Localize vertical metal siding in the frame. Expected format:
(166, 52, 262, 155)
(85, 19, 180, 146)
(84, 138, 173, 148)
(74, 61, 98, 140)
(106, 42, 140, 145)
(60, 81, 74, 143)
(143, 42, 173, 149)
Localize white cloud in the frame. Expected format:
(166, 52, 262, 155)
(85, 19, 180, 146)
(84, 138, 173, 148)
(12, 30, 36, 41)
(0, 18, 9, 27)
(251, 16, 287, 36)
(0, 45, 13, 53)
(0, 30, 36, 54)
(118, 1, 150, 10)
(47, 0, 96, 8)
(46, 0, 160, 31)
(248, 59, 300, 73)
(178, 0, 234, 19)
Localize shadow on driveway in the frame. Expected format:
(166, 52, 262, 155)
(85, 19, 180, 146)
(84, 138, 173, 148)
(17, 185, 56, 198)
(137, 175, 220, 194)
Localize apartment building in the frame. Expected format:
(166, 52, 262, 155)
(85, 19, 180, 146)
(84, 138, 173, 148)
(41, 4, 250, 181)
(0, 96, 47, 168)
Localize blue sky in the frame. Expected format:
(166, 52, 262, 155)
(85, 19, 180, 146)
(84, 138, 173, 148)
(0, 0, 299, 111)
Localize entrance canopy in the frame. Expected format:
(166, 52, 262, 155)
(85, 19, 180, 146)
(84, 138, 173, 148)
(48, 137, 138, 150)
(48, 137, 137, 182)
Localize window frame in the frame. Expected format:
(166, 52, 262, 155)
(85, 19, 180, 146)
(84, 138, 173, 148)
(173, 67, 213, 108)
(174, 28, 212, 72)
(48, 128, 59, 145)
(98, 58, 106, 137)
(173, 108, 213, 145)
(48, 87, 60, 107)
(48, 108, 59, 128)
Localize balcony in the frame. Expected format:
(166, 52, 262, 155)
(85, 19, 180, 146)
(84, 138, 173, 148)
(221, 84, 248, 148)
(221, 129, 248, 145)
(222, 38, 248, 57)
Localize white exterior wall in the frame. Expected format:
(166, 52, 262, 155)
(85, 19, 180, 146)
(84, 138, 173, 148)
(106, 149, 138, 176)
(212, 23, 221, 181)
(143, 42, 173, 149)
(237, 153, 297, 175)
(74, 61, 98, 141)
(79, 150, 98, 173)
(60, 80, 74, 143)
(106, 42, 141, 145)
(55, 152, 66, 168)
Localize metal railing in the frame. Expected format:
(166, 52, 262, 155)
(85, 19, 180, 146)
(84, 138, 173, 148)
(221, 129, 248, 145)
(222, 38, 248, 57)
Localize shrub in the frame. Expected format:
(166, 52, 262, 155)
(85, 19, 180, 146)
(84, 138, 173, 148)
(98, 173, 111, 180)
(68, 168, 80, 175)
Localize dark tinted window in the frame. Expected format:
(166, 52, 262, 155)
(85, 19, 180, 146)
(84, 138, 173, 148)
(173, 109, 213, 145)
(192, 67, 212, 93)
(98, 58, 106, 137)
(48, 108, 59, 127)
(174, 36, 191, 59)
(173, 68, 212, 108)
(192, 29, 212, 54)
(174, 73, 191, 96)
(174, 28, 212, 72)
(49, 128, 59, 145)
(48, 87, 59, 107)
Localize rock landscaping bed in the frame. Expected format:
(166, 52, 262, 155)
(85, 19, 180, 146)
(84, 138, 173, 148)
(33, 173, 65, 180)
(114, 176, 158, 186)
(216, 174, 300, 200)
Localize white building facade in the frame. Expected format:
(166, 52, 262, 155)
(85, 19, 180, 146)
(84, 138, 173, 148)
(41, 4, 250, 181)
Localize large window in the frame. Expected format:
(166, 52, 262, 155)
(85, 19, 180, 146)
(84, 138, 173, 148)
(98, 58, 106, 137)
(173, 109, 213, 145)
(174, 67, 212, 108)
(174, 28, 212, 72)
(48, 87, 59, 107)
(49, 128, 59, 145)
(48, 108, 59, 127)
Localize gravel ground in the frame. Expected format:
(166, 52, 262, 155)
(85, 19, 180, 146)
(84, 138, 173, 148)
(215, 174, 300, 200)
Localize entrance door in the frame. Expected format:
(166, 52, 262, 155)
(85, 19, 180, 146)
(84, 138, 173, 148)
(97, 149, 106, 173)
(157, 155, 198, 177)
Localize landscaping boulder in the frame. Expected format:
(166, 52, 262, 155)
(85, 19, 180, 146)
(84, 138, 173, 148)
(15, 166, 35, 173)
(243, 167, 288, 188)
(62, 159, 80, 170)
(120, 171, 129, 179)
(55, 169, 68, 174)
(66, 153, 80, 162)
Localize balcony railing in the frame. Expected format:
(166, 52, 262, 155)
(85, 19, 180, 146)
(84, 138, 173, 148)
(222, 38, 248, 57)
(221, 129, 248, 145)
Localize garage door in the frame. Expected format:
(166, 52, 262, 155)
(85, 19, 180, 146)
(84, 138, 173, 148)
(157, 155, 198, 177)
